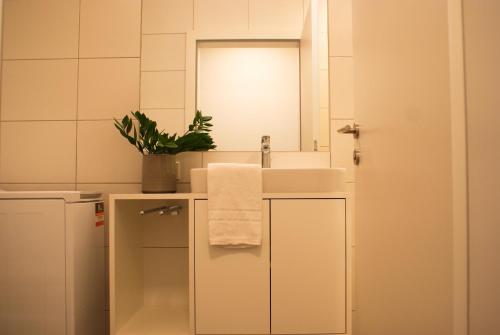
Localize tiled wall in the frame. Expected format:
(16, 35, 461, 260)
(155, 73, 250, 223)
(328, 0, 354, 184)
(0, 0, 341, 193)
(0, 0, 142, 193)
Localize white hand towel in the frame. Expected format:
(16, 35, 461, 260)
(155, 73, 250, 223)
(207, 163, 262, 247)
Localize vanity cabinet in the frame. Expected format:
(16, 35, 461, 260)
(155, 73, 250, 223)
(194, 198, 346, 335)
(110, 194, 349, 335)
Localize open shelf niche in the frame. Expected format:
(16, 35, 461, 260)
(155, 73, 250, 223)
(111, 199, 190, 335)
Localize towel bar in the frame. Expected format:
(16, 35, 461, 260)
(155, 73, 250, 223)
(139, 204, 182, 216)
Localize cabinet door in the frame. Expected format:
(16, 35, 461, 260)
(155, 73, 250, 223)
(194, 200, 270, 334)
(271, 199, 346, 334)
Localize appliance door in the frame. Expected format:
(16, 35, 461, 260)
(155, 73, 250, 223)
(0, 199, 66, 335)
(66, 201, 105, 335)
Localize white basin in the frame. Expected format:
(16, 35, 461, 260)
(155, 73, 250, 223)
(190, 168, 346, 193)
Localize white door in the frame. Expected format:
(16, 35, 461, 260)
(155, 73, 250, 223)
(352, 1, 454, 334)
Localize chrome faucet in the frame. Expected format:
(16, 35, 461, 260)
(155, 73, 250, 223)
(261, 135, 271, 168)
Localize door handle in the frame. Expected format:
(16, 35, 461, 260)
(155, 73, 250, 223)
(353, 149, 361, 165)
(337, 123, 359, 138)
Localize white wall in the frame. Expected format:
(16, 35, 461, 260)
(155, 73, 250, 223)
(462, 1, 500, 334)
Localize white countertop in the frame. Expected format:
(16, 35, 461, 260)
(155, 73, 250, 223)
(110, 192, 348, 200)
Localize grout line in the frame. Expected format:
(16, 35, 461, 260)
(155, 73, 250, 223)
(0, 119, 79, 122)
(139, 0, 144, 110)
(2, 57, 79, 61)
(0, 0, 4, 177)
(2, 56, 141, 61)
(326, 0, 332, 164)
(0, 182, 77, 185)
(142, 32, 188, 36)
(0, 0, 6, 123)
(141, 69, 186, 72)
(0, 119, 116, 123)
(140, 107, 185, 111)
(75, 0, 82, 188)
(247, 0, 250, 30)
(192, 0, 195, 31)
(191, 0, 196, 31)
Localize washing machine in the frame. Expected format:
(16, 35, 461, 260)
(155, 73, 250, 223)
(0, 191, 105, 335)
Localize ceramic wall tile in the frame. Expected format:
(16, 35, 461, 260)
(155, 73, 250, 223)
(328, 0, 353, 56)
(0, 121, 76, 183)
(80, 0, 141, 57)
(1, 60, 78, 121)
(141, 34, 186, 71)
(142, 0, 193, 33)
(249, 0, 303, 33)
(140, 71, 185, 109)
(141, 109, 185, 136)
(2, 0, 79, 59)
(78, 58, 140, 120)
(194, 0, 248, 33)
(330, 57, 354, 119)
(202, 151, 261, 167)
(77, 121, 142, 183)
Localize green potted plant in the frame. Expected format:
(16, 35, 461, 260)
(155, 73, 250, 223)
(114, 110, 216, 193)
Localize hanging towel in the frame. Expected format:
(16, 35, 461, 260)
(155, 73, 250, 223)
(207, 163, 262, 247)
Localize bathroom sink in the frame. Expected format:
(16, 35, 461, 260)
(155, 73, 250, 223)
(190, 168, 346, 193)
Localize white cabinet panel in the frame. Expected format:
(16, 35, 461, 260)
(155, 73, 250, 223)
(271, 199, 346, 334)
(194, 200, 270, 334)
(0, 200, 66, 335)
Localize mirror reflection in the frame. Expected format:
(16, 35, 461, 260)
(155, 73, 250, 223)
(195, 0, 329, 152)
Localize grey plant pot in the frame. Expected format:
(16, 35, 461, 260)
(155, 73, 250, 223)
(142, 154, 177, 193)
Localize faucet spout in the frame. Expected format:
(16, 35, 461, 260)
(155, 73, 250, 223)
(261, 135, 271, 168)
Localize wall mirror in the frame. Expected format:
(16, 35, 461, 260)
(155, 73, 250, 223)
(187, 0, 329, 152)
